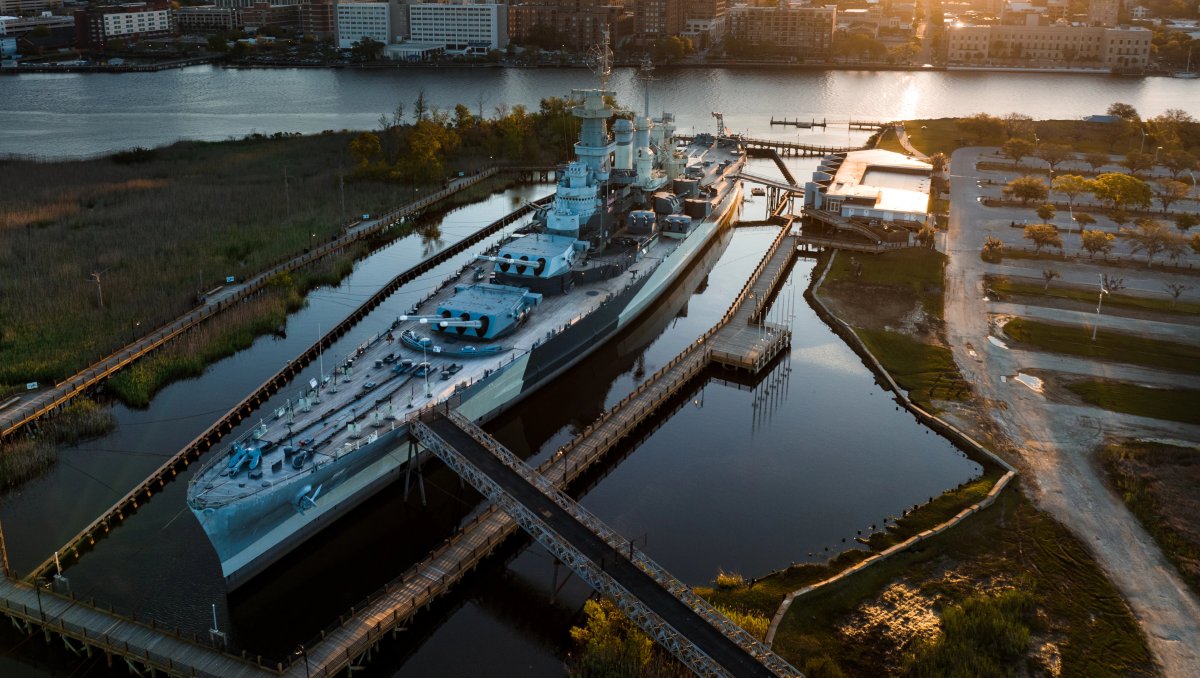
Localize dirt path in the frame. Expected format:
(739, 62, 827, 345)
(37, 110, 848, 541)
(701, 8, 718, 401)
(943, 147, 1200, 676)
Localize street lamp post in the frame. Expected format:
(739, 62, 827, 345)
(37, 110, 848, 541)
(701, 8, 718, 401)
(1092, 274, 1108, 341)
(1138, 126, 1146, 153)
(1154, 146, 1163, 165)
(294, 644, 310, 678)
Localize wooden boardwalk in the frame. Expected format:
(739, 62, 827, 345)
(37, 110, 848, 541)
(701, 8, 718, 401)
(678, 134, 860, 158)
(0, 578, 273, 677)
(0, 168, 507, 443)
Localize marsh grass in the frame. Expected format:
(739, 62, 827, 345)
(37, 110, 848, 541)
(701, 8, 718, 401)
(0, 133, 427, 392)
(0, 400, 115, 487)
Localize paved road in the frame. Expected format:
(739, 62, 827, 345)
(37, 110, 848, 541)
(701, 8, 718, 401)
(944, 146, 1200, 676)
(426, 416, 778, 678)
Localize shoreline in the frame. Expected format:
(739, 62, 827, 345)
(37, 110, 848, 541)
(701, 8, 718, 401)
(2, 58, 1170, 78)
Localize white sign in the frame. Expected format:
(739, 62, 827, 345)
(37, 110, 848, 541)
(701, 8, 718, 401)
(309, 378, 318, 390)
(25, 382, 38, 390)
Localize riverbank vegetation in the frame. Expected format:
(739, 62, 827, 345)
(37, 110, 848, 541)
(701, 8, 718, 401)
(0, 400, 115, 488)
(1001, 317, 1200, 374)
(705, 488, 1152, 676)
(105, 244, 365, 408)
(1100, 441, 1200, 597)
(816, 248, 969, 411)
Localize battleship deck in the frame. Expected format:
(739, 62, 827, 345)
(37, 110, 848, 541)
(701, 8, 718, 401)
(296, 220, 800, 678)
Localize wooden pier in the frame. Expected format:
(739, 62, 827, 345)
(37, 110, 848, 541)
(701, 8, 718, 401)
(769, 117, 827, 128)
(24, 194, 553, 585)
(678, 135, 861, 158)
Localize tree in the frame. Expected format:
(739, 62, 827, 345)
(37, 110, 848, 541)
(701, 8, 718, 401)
(1163, 283, 1192, 308)
(1004, 176, 1048, 205)
(413, 91, 428, 122)
(453, 103, 475, 129)
(1073, 212, 1097, 230)
(1110, 208, 1131, 229)
(1091, 173, 1152, 211)
(982, 235, 1004, 261)
(1153, 179, 1189, 213)
(958, 113, 1005, 143)
(1036, 203, 1057, 223)
(916, 224, 937, 248)
(1080, 229, 1115, 259)
(351, 37, 384, 61)
(1042, 268, 1061, 290)
(1159, 150, 1196, 180)
(206, 35, 229, 53)
(1002, 138, 1035, 166)
(1084, 152, 1110, 173)
(929, 153, 948, 173)
(349, 131, 381, 167)
(1024, 223, 1062, 253)
(1192, 233, 1200, 255)
(1107, 102, 1140, 121)
(1126, 219, 1172, 267)
(1035, 143, 1074, 172)
(1175, 213, 1199, 233)
(1002, 112, 1034, 139)
(1052, 174, 1093, 209)
(1120, 151, 1155, 177)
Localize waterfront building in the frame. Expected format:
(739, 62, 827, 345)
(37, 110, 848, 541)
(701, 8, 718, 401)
(238, 1, 300, 32)
(804, 149, 933, 228)
(0, 0, 60, 13)
(74, 2, 174, 48)
(681, 0, 726, 48)
(636, 0, 685, 42)
(299, 0, 335, 38)
(388, 0, 410, 42)
(946, 23, 1152, 69)
(508, 0, 629, 50)
(726, 2, 837, 57)
(175, 6, 240, 34)
(214, 0, 301, 7)
(0, 12, 72, 35)
(407, 1, 507, 53)
(337, 0, 390, 47)
(1088, 0, 1119, 27)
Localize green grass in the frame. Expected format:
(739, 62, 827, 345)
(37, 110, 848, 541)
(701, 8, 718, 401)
(1067, 380, 1200, 425)
(1002, 318, 1200, 374)
(1100, 441, 1200, 597)
(826, 247, 947, 319)
(987, 275, 1200, 316)
(894, 118, 965, 157)
(854, 329, 970, 410)
(904, 590, 1036, 676)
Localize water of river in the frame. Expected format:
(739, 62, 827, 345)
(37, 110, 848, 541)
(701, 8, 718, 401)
(0, 151, 981, 675)
(2, 66, 1196, 158)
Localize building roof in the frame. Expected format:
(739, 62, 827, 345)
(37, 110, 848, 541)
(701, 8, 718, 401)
(826, 149, 932, 216)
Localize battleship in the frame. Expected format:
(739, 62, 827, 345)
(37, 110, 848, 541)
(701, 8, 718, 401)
(187, 54, 747, 589)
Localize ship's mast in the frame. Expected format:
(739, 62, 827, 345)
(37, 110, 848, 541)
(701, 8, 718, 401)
(638, 59, 654, 119)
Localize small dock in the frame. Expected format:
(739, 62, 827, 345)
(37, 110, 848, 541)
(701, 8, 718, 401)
(770, 117, 827, 128)
(678, 134, 861, 158)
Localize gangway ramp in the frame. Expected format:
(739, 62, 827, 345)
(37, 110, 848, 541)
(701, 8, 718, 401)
(411, 409, 799, 678)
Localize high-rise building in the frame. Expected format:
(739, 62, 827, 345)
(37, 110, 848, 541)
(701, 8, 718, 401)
(74, 2, 174, 48)
(726, 3, 836, 56)
(407, 1, 508, 52)
(508, 0, 628, 49)
(635, 0, 685, 42)
(337, 0, 390, 47)
(1088, 0, 1119, 26)
(300, 0, 335, 38)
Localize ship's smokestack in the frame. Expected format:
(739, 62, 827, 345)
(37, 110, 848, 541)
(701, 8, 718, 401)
(614, 118, 633, 170)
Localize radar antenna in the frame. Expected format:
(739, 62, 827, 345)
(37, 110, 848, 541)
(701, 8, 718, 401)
(587, 27, 613, 90)
(637, 58, 655, 118)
